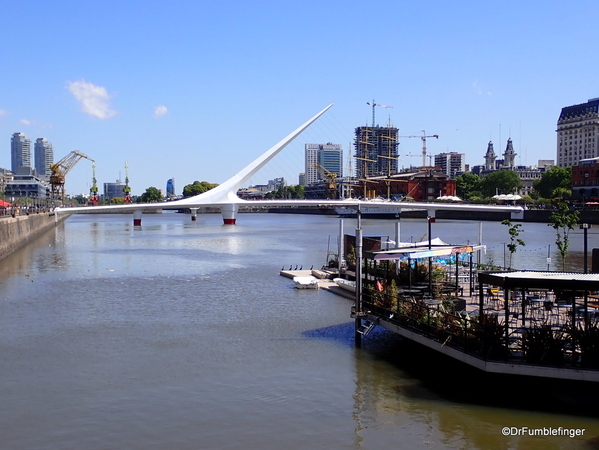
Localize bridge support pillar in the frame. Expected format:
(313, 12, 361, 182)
(221, 204, 238, 225)
(133, 210, 142, 226)
(190, 208, 198, 221)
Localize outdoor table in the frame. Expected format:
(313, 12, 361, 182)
(423, 299, 441, 307)
(399, 289, 422, 295)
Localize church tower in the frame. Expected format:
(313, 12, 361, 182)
(484, 141, 496, 171)
(503, 138, 516, 168)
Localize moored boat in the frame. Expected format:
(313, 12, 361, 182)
(293, 276, 320, 289)
(333, 277, 356, 293)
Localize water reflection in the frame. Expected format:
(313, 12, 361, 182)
(349, 331, 599, 449)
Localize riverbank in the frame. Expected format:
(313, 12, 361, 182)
(0, 213, 67, 261)
(265, 205, 599, 224)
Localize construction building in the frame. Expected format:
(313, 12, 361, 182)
(354, 126, 398, 179)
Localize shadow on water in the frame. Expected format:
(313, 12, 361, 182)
(304, 323, 599, 419)
(301, 322, 356, 347)
(369, 331, 599, 419)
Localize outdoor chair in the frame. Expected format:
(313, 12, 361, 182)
(486, 288, 502, 310)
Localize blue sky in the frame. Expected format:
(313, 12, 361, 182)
(2, 0, 599, 196)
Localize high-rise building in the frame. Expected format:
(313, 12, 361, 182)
(34, 138, 54, 178)
(354, 126, 398, 179)
(434, 152, 465, 178)
(304, 143, 342, 185)
(166, 178, 175, 197)
(11, 132, 31, 172)
(557, 98, 599, 167)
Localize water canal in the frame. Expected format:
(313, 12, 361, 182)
(1, 212, 599, 449)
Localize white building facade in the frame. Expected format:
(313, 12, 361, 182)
(434, 152, 465, 178)
(557, 98, 599, 167)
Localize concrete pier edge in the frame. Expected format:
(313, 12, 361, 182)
(0, 213, 69, 262)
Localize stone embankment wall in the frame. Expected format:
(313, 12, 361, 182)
(0, 213, 66, 262)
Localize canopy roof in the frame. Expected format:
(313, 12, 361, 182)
(492, 194, 522, 201)
(479, 271, 599, 291)
(365, 239, 484, 261)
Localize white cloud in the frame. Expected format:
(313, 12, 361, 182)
(472, 80, 492, 96)
(66, 79, 116, 119)
(20, 119, 32, 125)
(154, 105, 168, 118)
(0, 109, 7, 117)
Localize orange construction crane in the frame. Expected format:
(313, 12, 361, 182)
(311, 164, 338, 199)
(50, 150, 94, 204)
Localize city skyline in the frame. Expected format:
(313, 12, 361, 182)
(2, 1, 599, 195)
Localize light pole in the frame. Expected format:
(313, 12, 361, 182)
(427, 215, 434, 294)
(580, 223, 591, 273)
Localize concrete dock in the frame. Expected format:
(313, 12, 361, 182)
(279, 269, 355, 300)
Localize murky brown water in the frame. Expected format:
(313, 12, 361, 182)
(1, 212, 598, 449)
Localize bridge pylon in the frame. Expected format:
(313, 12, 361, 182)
(221, 204, 238, 225)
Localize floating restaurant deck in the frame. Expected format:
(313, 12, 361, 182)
(356, 269, 599, 383)
(280, 264, 599, 382)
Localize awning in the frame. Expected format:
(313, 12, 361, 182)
(396, 237, 448, 248)
(369, 244, 484, 261)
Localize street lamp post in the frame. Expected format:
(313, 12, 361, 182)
(580, 223, 591, 273)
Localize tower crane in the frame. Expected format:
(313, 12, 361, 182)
(311, 164, 338, 199)
(366, 100, 393, 127)
(123, 161, 132, 204)
(50, 150, 94, 204)
(399, 131, 439, 167)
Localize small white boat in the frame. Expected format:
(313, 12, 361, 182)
(333, 277, 356, 293)
(293, 276, 320, 289)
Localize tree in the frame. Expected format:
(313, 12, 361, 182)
(266, 185, 305, 199)
(548, 201, 580, 271)
(501, 219, 525, 269)
(455, 173, 481, 200)
(479, 170, 523, 198)
(183, 181, 219, 198)
(73, 195, 88, 205)
(533, 166, 571, 199)
(141, 186, 162, 202)
(551, 187, 572, 201)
